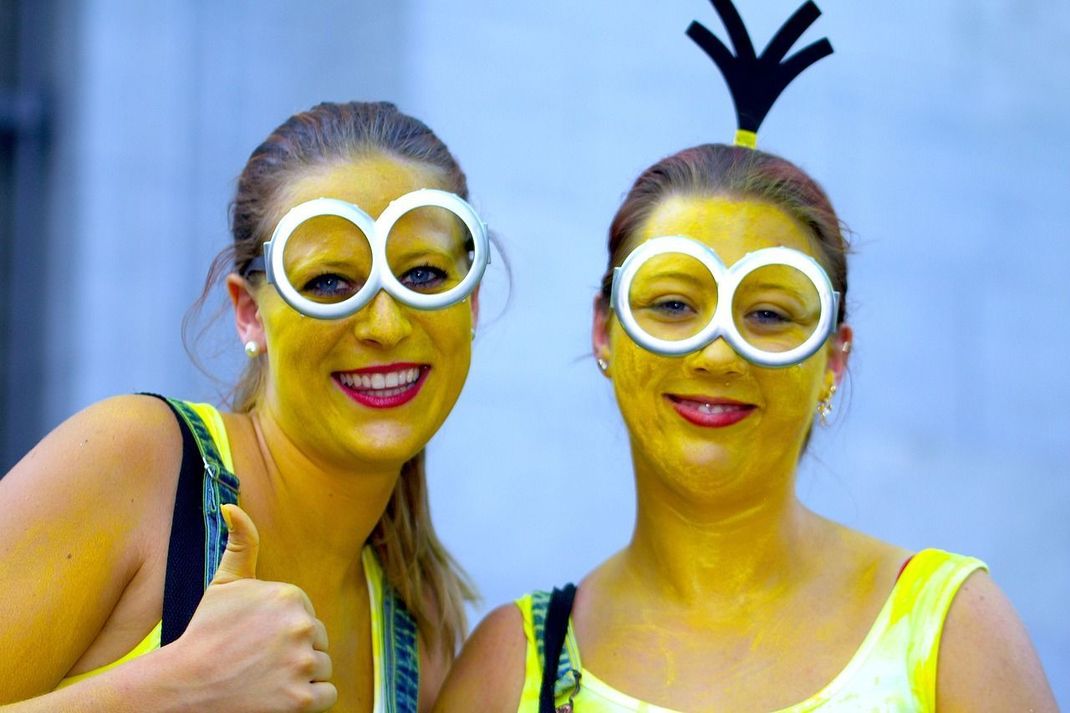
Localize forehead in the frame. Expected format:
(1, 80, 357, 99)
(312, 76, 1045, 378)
(283, 153, 446, 220)
(637, 194, 819, 265)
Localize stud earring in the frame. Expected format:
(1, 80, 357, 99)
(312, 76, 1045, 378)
(596, 357, 609, 373)
(471, 328, 477, 341)
(244, 340, 261, 359)
(817, 383, 837, 426)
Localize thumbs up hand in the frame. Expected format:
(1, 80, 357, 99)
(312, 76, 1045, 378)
(213, 503, 261, 583)
(167, 505, 338, 712)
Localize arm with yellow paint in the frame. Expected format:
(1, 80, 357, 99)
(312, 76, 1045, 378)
(0, 397, 336, 711)
(0, 395, 171, 702)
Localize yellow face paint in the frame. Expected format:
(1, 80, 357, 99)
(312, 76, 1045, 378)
(254, 156, 475, 471)
(605, 195, 833, 499)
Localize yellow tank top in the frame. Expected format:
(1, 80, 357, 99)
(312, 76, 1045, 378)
(515, 549, 986, 712)
(55, 402, 398, 711)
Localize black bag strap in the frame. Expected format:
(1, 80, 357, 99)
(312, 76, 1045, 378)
(539, 583, 577, 713)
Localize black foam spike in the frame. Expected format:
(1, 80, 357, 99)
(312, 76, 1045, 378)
(687, 0, 833, 135)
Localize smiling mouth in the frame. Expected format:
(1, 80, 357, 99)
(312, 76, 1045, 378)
(334, 364, 430, 408)
(666, 394, 756, 428)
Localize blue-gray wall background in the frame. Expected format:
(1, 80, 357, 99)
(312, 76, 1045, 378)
(3, 0, 1067, 703)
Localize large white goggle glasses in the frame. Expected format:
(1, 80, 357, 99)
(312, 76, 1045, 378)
(610, 236, 840, 367)
(245, 189, 489, 319)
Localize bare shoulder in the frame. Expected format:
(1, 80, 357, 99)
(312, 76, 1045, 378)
(0, 394, 182, 698)
(807, 514, 913, 594)
(2, 392, 182, 529)
(432, 603, 528, 713)
(6, 393, 181, 482)
(936, 570, 1058, 712)
(816, 514, 912, 563)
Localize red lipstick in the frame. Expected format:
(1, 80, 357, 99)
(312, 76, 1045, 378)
(334, 363, 429, 409)
(666, 395, 756, 428)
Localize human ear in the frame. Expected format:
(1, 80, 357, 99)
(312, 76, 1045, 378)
(825, 324, 853, 387)
(592, 295, 612, 378)
(226, 273, 266, 351)
(468, 286, 480, 330)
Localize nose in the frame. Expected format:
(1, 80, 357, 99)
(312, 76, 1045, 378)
(686, 335, 747, 377)
(351, 290, 413, 349)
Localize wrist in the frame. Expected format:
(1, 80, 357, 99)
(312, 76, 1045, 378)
(112, 643, 207, 713)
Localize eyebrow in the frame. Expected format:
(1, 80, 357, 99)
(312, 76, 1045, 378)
(388, 248, 464, 264)
(739, 281, 812, 294)
(735, 283, 819, 311)
(638, 269, 716, 285)
(286, 257, 370, 273)
(388, 228, 468, 246)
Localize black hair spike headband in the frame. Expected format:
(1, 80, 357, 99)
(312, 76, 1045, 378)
(686, 0, 833, 148)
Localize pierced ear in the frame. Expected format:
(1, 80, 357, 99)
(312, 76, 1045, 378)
(468, 286, 481, 329)
(592, 295, 613, 377)
(826, 323, 853, 386)
(226, 273, 265, 349)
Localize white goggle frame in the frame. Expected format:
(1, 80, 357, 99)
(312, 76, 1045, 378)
(262, 189, 489, 319)
(610, 236, 839, 367)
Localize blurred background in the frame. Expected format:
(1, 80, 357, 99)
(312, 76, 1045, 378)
(1, 0, 1067, 703)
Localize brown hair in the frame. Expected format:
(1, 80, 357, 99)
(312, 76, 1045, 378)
(600, 143, 848, 323)
(195, 101, 476, 658)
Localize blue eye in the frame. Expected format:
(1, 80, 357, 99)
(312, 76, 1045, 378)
(301, 273, 360, 300)
(401, 265, 448, 292)
(651, 299, 697, 318)
(746, 309, 791, 326)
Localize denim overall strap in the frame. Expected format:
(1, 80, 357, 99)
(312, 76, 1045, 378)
(154, 395, 241, 645)
(379, 575, 420, 712)
(530, 588, 582, 710)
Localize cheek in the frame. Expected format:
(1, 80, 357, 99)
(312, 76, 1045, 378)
(417, 306, 473, 385)
(265, 310, 339, 367)
(258, 300, 348, 405)
(260, 293, 335, 349)
(608, 326, 669, 420)
(759, 361, 824, 426)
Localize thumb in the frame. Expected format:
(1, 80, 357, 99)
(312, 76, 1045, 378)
(212, 504, 260, 584)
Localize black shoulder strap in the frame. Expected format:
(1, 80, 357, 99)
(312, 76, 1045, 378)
(539, 583, 577, 713)
(142, 394, 240, 645)
(148, 394, 209, 645)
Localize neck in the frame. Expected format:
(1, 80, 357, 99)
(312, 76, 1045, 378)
(622, 447, 827, 607)
(235, 408, 402, 589)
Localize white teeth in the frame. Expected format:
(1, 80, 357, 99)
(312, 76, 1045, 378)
(339, 367, 422, 391)
(697, 403, 739, 414)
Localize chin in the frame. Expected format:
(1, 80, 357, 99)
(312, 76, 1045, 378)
(634, 429, 736, 482)
(645, 427, 739, 468)
(346, 422, 432, 465)
(660, 459, 758, 508)
(677, 443, 742, 482)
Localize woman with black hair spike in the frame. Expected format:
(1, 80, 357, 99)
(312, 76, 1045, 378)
(434, 2, 1056, 711)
